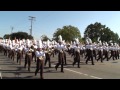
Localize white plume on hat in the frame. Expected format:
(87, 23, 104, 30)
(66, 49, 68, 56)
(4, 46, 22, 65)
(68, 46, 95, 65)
(62, 40, 66, 45)
(34, 39, 37, 44)
(109, 40, 112, 43)
(9, 40, 12, 44)
(26, 39, 30, 47)
(97, 37, 100, 42)
(2, 39, 5, 43)
(75, 38, 79, 44)
(86, 37, 92, 44)
(5, 39, 7, 43)
(54, 41, 57, 45)
(88, 38, 92, 44)
(105, 42, 107, 45)
(19, 40, 22, 46)
(73, 41, 76, 45)
(26, 39, 30, 44)
(116, 44, 119, 47)
(114, 43, 117, 46)
(58, 35, 62, 42)
(38, 39, 43, 48)
(22, 39, 25, 43)
(105, 42, 108, 46)
(85, 37, 89, 45)
(47, 40, 50, 46)
(42, 41, 45, 45)
(52, 40, 54, 45)
(99, 41, 102, 46)
(103, 42, 105, 46)
(12, 40, 15, 45)
(111, 43, 113, 46)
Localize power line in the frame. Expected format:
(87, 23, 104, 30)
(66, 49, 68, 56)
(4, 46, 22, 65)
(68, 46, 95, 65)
(29, 16, 36, 36)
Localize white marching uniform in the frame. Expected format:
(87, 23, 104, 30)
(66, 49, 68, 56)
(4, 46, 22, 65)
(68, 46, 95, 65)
(35, 51, 45, 58)
(57, 44, 67, 51)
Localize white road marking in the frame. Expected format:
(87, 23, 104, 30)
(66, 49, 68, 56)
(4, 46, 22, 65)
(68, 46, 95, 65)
(0, 67, 2, 79)
(90, 75, 102, 79)
(52, 65, 103, 79)
(83, 74, 88, 76)
(65, 68, 83, 75)
(0, 72, 2, 79)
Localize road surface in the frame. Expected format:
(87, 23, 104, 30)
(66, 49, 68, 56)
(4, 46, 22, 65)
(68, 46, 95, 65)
(0, 52, 120, 79)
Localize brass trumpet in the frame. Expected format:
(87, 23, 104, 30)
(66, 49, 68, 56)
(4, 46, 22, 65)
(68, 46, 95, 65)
(39, 56, 44, 60)
(45, 49, 52, 55)
(27, 52, 32, 56)
(29, 49, 34, 52)
(76, 49, 80, 53)
(60, 50, 63, 53)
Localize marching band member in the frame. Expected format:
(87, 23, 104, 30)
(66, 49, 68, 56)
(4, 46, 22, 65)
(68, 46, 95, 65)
(44, 40, 52, 68)
(85, 37, 94, 65)
(55, 35, 67, 72)
(17, 45, 23, 65)
(35, 39, 45, 79)
(97, 41, 104, 63)
(109, 43, 116, 60)
(32, 39, 38, 62)
(73, 38, 81, 68)
(24, 40, 30, 68)
(24, 40, 32, 71)
(103, 42, 109, 61)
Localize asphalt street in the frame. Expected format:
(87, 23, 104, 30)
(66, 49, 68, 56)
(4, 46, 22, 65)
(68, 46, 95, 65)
(0, 52, 120, 79)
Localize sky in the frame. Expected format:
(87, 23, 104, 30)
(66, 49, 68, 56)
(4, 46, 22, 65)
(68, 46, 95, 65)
(0, 11, 120, 40)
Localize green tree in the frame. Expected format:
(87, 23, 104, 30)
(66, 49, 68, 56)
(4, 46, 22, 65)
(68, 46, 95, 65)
(118, 38, 120, 45)
(41, 35, 51, 41)
(112, 33, 119, 43)
(80, 37, 85, 44)
(84, 22, 106, 42)
(3, 34, 10, 39)
(0, 37, 3, 39)
(11, 32, 33, 40)
(100, 27, 113, 43)
(3, 32, 33, 40)
(53, 25, 81, 42)
(84, 22, 119, 43)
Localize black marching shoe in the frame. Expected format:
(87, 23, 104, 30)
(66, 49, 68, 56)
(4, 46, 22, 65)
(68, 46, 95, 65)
(73, 63, 74, 67)
(85, 61, 88, 64)
(61, 71, 64, 73)
(35, 72, 37, 76)
(40, 77, 44, 79)
(55, 66, 57, 71)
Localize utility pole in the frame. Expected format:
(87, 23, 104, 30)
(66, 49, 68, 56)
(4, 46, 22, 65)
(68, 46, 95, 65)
(29, 16, 36, 36)
(11, 26, 14, 34)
